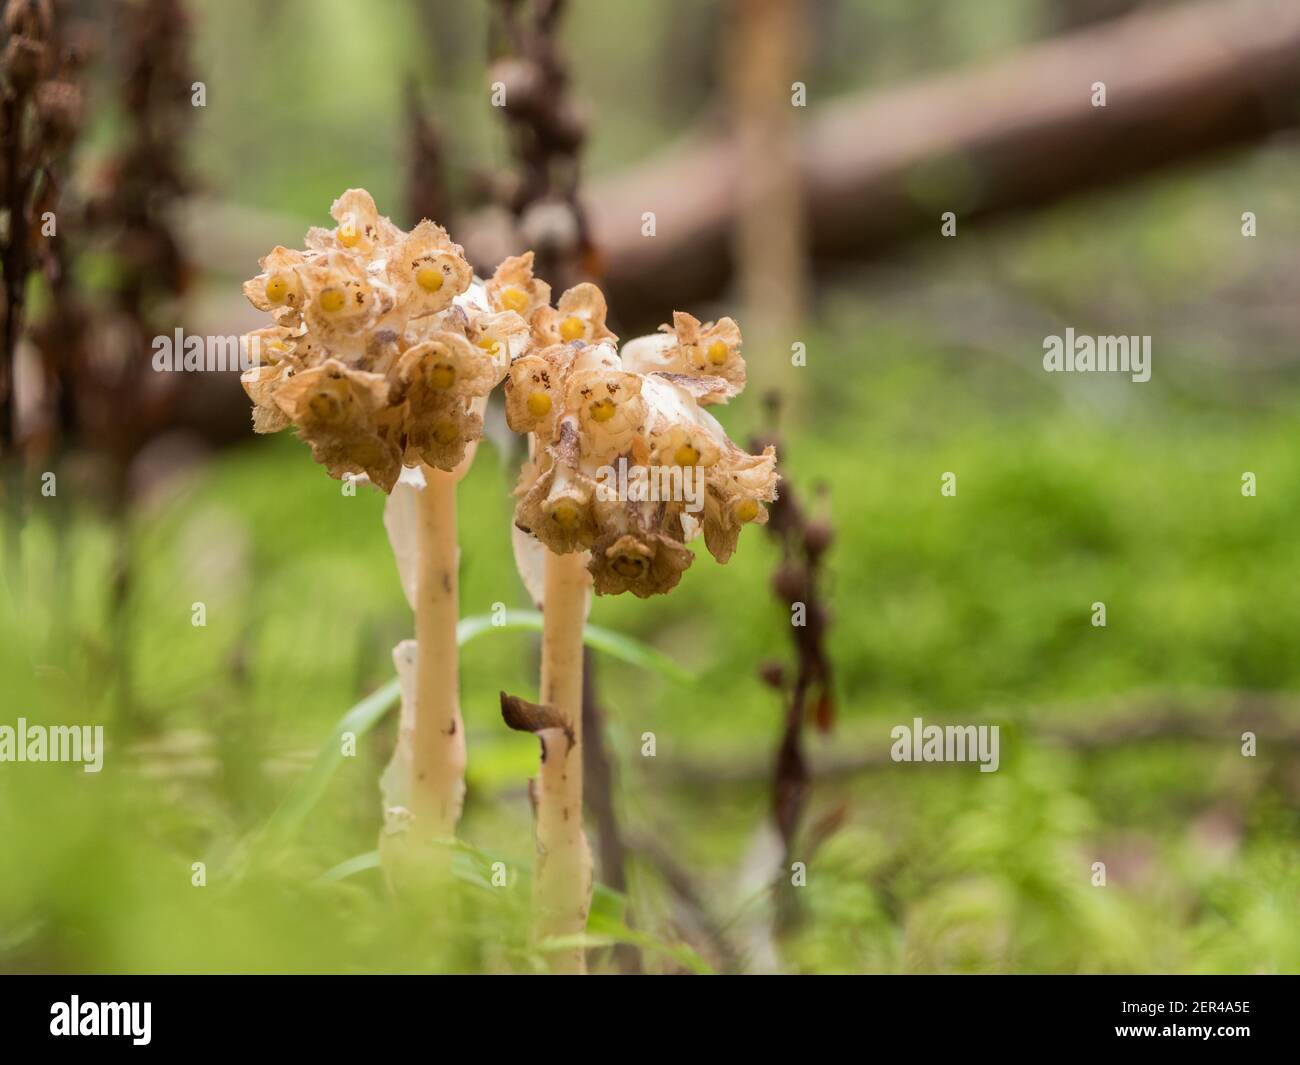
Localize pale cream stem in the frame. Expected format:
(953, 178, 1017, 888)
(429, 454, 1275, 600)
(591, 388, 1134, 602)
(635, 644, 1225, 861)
(410, 462, 467, 844)
(533, 547, 593, 973)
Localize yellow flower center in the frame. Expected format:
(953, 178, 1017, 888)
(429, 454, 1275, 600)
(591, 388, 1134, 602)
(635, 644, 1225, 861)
(551, 500, 580, 529)
(337, 223, 361, 248)
(416, 264, 445, 293)
(559, 316, 586, 342)
(501, 286, 529, 313)
(477, 338, 501, 356)
(429, 363, 456, 390)
(433, 420, 458, 445)
(308, 392, 340, 420)
(673, 443, 701, 466)
(589, 398, 616, 423)
(318, 287, 346, 313)
(526, 391, 552, 417)
(707, 340, 729, 365)
(613, 554, 646, 579)
(735, 498, 760, 523)
(264, 276, 287, 304)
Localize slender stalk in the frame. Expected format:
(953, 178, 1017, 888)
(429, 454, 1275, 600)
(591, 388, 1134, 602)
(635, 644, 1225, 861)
(410, 463, 466, 844)
(581, 650, 641, 973)
(534, 547, 593, 973)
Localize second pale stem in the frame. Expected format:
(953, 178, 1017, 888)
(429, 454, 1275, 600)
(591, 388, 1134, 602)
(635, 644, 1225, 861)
(411, 464, 466, 844)
(534, 548, 593, 973)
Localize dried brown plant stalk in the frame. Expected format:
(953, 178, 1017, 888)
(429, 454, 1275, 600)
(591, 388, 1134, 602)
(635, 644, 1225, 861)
(753, 393, 835, 930)
(0, 0, 84, 573)
(486, 0, 593, 292)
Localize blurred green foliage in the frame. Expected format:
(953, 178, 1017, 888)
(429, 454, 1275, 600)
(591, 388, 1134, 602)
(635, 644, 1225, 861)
(4, 275, 1300, 971)
(2, 0, 1299, 974)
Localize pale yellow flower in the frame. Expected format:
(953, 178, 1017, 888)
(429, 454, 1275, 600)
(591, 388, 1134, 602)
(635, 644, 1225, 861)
(620, 310, 746, 405)
(388, 220, 473, 319)
(701, 443, 779, 564)
(271, 359, 401, 491)
(468, 309, 533, 364)
(564, 342, 644, 463)
(305, 187, 404, 257)
(504, 343, 573, 438)
(300, 249, 389, 345)
(242, 246, 309, 324)
(532, 282, 617, 347)
(486, 251, 552, 319)
(590, 527, 694, 598)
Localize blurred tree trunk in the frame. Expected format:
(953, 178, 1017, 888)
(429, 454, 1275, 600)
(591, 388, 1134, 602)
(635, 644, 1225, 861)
(725, 0, 807, 397)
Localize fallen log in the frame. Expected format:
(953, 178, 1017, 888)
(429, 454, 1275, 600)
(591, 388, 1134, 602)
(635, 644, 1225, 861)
(179, 0, 1300, 447)
(575, 0, 1300, 330)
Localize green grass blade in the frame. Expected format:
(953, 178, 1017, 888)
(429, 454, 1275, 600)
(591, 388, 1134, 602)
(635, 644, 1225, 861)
(542, 918, 716, 975)
(316, 849, 381, 884)
(259, 677, 398, 852)
(459, 609, 697, 686)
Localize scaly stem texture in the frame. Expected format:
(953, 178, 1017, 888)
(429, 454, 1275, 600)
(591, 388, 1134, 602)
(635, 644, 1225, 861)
(535, 548, 593, 973)
(411, 464, 466, 843)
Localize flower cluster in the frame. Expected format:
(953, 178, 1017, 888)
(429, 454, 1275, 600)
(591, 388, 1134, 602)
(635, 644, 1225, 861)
(503, 266, 778, 598)
(240, 189, 515, 491)
(240, 190, 777, 589)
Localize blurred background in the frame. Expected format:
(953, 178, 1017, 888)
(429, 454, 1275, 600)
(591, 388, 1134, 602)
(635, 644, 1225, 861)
(2, 0, 1299, 974)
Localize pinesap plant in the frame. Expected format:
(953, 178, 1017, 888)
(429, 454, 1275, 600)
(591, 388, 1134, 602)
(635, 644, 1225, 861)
(239, 190, 776, 972)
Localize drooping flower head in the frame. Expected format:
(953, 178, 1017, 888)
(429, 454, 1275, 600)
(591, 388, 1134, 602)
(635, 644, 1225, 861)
(506, 285, 777, 598)
(620, 310, 745, 404)
(239, 189, 514, 491)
